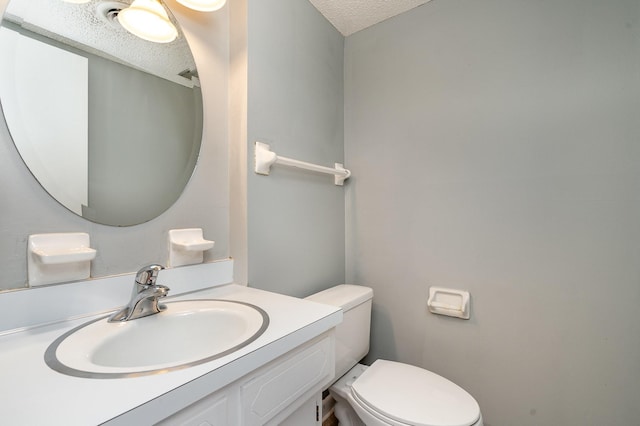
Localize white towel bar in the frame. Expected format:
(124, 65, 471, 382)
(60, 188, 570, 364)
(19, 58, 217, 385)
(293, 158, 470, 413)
(254, 141, 351, 186)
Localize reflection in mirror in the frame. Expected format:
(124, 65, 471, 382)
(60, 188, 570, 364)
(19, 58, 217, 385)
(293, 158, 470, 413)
(0, 0, 203, 226)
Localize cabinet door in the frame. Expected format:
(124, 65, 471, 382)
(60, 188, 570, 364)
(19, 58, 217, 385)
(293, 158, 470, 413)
(278, 393, 322, 426)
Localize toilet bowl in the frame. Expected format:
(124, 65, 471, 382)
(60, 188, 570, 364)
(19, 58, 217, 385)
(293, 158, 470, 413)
(331, 361, 482, 426)
(306, 285, 483, 426)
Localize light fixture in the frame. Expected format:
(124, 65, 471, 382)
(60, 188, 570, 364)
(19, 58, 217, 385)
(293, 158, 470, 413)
(118, 0, 178, 44)
(61, 0, 91, 3)
(175, 0, 226, 12)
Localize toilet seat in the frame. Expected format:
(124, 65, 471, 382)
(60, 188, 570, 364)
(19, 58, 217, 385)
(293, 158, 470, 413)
(348, 360, 481, 426)
(347, 390, 413, 426)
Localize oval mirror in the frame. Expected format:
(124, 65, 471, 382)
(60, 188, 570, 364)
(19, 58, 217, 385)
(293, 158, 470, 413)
(0, 0, 203, 226)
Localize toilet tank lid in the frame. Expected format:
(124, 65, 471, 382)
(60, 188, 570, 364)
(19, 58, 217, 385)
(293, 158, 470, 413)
(305, 284, 373, 312)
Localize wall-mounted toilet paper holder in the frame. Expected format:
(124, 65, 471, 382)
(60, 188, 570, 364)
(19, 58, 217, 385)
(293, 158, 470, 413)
(427, 287, 470, 319)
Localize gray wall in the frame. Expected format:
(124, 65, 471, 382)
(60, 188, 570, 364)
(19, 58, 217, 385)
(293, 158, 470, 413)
(0, 1, 229, 290)
(246, 0, 345, 297)
(345, 0, 640, 425)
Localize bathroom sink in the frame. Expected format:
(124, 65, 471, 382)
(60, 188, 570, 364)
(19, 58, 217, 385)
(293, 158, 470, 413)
(45, 299, 269, 378)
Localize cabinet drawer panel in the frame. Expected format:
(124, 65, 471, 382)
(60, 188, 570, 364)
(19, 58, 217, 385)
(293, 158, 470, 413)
(241, 335, 334, 425)
(157, 391, 230, 426)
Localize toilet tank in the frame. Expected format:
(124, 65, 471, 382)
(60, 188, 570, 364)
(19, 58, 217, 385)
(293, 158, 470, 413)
(305, 285, 373, 379)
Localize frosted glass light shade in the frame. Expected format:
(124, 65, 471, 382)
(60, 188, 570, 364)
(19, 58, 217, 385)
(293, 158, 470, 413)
(118, 0, 178, 44)
(176, 0, 226, 12)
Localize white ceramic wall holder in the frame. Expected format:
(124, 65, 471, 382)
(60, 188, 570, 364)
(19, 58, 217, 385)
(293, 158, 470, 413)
(427, 287, 470, 319)
(168, 228, 215, 267)
(254, 141, 351, 186)
(27, 233, 96, 286)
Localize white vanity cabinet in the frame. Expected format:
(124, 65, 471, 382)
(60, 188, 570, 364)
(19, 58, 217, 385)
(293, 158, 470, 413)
(157, 332, 334, 426)
(0, 265, 342, 425)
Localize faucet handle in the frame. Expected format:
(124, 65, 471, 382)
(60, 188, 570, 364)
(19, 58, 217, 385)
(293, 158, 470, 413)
(135, 264, 164, 286)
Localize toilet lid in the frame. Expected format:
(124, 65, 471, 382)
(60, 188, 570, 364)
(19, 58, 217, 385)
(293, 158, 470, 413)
(350, 360, 480, 426)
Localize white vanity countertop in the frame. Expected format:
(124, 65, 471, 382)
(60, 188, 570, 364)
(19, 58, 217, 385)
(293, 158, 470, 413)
(0, 283, 342, 425)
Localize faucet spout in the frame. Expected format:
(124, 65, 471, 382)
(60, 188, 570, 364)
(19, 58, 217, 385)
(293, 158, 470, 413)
(109, 264, 171, 322)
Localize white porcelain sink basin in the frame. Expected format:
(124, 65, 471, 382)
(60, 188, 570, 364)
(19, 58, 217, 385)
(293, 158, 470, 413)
(45, 299, 269, 378)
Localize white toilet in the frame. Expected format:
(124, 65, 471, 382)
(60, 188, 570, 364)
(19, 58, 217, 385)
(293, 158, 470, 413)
(306, 285, 483, 426)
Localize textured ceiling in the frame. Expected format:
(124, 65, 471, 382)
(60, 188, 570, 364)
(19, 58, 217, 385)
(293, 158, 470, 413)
(308, 0, 433, 36)
(3, 0, 432, 79)
(3, 0, 197, 86)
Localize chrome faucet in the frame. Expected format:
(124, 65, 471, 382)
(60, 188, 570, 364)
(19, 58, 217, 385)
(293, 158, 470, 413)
(108, 264, 170, 322)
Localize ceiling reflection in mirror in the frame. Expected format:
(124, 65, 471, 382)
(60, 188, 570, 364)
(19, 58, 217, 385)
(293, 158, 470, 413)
(0, 0, 203, 226)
